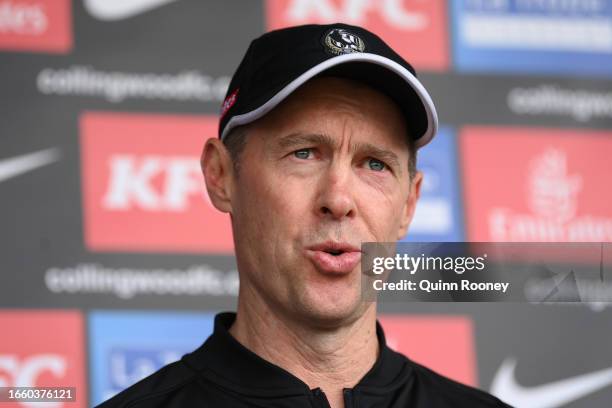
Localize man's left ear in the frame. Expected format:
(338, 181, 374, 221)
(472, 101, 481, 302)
(397, 170, 423, 239)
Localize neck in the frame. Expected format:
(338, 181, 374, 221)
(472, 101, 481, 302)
(229, 293, 379, 408)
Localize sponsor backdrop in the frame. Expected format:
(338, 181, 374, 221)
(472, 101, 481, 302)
(1, 1, 611, 407)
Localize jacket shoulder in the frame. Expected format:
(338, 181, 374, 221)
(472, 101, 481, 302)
(94, 359, 200, 408)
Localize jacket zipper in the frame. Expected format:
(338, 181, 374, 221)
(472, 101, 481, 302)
(343, 388, 354, 408)
(311, 387, 355, 408)
(312, 387, 331, 408)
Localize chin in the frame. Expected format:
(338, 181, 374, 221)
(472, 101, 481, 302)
(292, 284, 369, 329)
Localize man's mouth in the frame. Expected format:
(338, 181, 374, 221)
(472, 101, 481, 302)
(305, 242, 362, 275)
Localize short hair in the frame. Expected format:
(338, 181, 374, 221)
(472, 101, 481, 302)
(406, 135, 417, 180)
(222, 126, 418, 180)
(222, 125, 248, 176)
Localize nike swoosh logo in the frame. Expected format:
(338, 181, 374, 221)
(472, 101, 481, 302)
(84, 0, 178, 21)
(491, 358, 612, 408)
(0, 148, 61, 183)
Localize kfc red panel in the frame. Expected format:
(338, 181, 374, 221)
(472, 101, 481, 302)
(266, 0, 449, 70)
(80, 112, 234, 253)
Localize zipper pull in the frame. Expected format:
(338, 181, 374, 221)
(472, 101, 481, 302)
(343, 388, 354, 407)
(311, 387, 331, 408)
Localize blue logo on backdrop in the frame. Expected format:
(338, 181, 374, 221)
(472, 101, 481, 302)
(451, 0, 612, 77)
(401, 127, 463, 242)
(89, 311, 215, 406)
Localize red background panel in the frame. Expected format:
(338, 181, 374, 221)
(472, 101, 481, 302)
(80, 112, 234, 253)
(379, 315, 477, 386)
(266, 0, 449, 70)
(0, 310, 86, 408)
(0, 0, 72, 53)
(460, 127, 612, 242)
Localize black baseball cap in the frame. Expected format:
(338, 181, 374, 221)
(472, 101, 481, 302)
(219, 23, 438, 148)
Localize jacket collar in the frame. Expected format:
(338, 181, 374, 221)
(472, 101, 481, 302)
(182, 312, 411, 397)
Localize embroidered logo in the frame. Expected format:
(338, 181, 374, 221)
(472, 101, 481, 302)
(220, 88, 239, 119)
(324, 28, 366, 55)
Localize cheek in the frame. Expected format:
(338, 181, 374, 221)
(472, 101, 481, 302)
(355, 177, 408, 240)
(234, 168, 310, 248)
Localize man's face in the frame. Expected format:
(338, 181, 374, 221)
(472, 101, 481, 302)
(216, 77, 421, 327)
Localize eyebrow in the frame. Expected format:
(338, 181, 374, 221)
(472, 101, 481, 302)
(275, 132, 403, 174)
(354, 143, 402, 173)
(276, 132, 334, 150)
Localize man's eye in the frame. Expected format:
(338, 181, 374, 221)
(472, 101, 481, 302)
(367, 158, 387, 172)
(293, 149, 312, 160)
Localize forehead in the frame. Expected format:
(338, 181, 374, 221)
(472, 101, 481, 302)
(248, 77, 410, 151)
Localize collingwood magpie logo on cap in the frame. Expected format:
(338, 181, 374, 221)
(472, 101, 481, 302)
(324, 28, 366, 55)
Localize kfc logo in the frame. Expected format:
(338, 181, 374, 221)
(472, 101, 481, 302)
(80, 112, 233, 253)
(266, 0, 449, 70)
(0, 311, 86, 408)
(461, 127, 612, 242)
(0, 0, 72, 53)
(103, 155, 203, 212)
(379, 315, 476, 386)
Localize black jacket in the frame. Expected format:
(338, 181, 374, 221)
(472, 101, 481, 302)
(96, 312, 512, 407)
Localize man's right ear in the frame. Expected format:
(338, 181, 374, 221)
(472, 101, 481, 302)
(201, 138, 234, 214)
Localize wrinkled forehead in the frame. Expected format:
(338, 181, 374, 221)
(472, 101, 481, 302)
(250, 77, 411, 152)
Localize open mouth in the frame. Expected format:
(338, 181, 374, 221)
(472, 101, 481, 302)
(305, 242, 362, 274)
(325, 249, 344, 256)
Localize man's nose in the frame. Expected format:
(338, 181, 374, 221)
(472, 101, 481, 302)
(316, 162, 356, 220)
